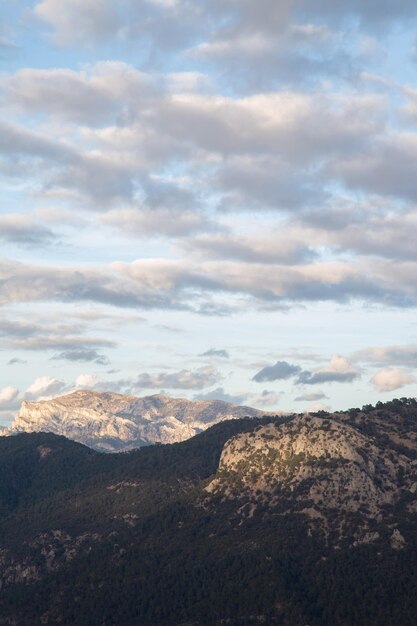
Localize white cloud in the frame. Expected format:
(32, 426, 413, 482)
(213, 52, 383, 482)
(353, 344, 417, 367)
(34, 0, 122, 45)
(298, 355, 360, 385)
(0, 386, 19, 410)
(24, 377, 67, 401)
(75, 373, 98, 389)
(307, 401, 331, 413)
(371, 368, 416, 393)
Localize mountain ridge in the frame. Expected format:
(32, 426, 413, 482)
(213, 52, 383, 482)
(8, 389, 268, 452)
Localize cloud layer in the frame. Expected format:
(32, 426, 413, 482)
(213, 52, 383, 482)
(1, 0, 417, 417)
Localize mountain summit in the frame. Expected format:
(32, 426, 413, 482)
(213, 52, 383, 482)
(10, 390, 265, 452)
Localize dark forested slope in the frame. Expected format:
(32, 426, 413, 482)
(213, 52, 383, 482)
(0, 399, 416, 625)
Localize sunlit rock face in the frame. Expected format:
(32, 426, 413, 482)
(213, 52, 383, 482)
(10, 390, 264, 452)
(206, 411, 417, 543)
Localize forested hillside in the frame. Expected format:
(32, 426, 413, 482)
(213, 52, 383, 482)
(0, 400, 416, 625)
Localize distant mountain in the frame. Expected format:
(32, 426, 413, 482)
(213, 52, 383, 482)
(9, 390, 266, 451)
(0, 398, 416, 625)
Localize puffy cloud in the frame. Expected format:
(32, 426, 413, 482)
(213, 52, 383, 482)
(297, 355, 360, 385)
(0, 62, 388, 214)
(24, 376, 67, 401)
(253, 361, 301, 382)
(371, 368, 416, 392)
(3, 63, 158, 126)
(74, 374, 98, 389)
(0, 386, 19, 410)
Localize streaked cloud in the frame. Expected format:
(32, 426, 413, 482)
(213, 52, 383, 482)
(294, 392, 328, 402)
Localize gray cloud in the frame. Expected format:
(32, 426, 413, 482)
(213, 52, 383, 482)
(298, 0, 417, 26)
(0, 64, 387, 218)
(295, 355, 360, 385)
(0, 316, 115, 354)
(253, 360, 301, 382)
(200, 348, 230, 358)
(2, 255, 417, 315)
(0, 214, 57, 247)
(3, 64, 159, 126)
(133, 366, 221, 390)
(184, 232, 316, 264)
(294, 391, 328, 401)
(34, 0, 201, 51)
(194, 387, 246, 403)
(34, 0, 417, 52)
(298, 204, 417, 262)
(102, 208, 217, 239)
(0, 121, 137, 208)
(7, 358, 27, 365)
(353, 344, 417, 368)
(51, 349, 110, 365)
(297, 370, 358, 384)
(330, 136, 417, 203)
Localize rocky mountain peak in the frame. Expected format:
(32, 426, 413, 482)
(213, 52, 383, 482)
(9, 390, 266, 452)
(206, 408, 417, 544)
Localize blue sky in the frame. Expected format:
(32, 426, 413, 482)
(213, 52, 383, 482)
(1, 0, 417, 423)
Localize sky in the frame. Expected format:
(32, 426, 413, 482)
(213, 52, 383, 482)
(1, 0, 417, 424)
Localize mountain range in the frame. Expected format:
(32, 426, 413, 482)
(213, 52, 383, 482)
(8, 390, 265, 452)
(0, 397, 415, 625)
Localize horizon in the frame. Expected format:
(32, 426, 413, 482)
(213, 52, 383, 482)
(1, 1, 417, 425)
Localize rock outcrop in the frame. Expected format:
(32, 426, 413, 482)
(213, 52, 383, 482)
(206, 408, 417, 543)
